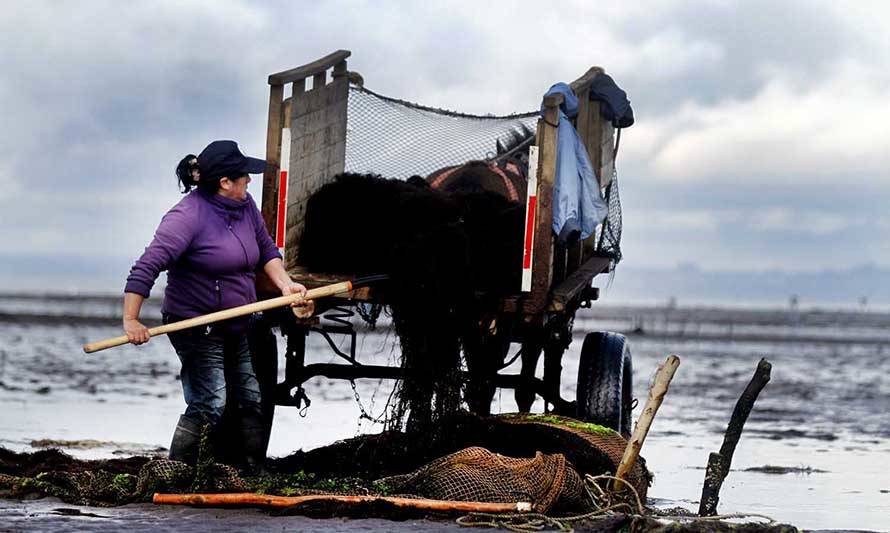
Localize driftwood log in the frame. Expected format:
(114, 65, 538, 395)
(699, 358, 772, 516)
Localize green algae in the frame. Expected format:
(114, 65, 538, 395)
(248, 470, 380, 497)
(188, 424, 215, 492)
(506, 413, 617, 436)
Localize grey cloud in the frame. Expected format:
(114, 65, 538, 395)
(1, 0, 887, 285)
(613, 0, 864, 114)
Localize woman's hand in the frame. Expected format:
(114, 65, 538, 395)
(282, 282, 315, 319)
(124, 318, 151, 345)
(264, 259, 316, 319)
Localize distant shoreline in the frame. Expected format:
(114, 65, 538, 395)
(1, 290, 886, 313)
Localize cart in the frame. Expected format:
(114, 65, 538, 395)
(250, 50, 633, 437)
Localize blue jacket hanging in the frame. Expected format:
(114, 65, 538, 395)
(541, 83, 608, 245)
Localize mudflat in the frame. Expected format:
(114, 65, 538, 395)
(0, 301, 888, 530)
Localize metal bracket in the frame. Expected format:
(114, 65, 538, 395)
(309, 306, 360, 365)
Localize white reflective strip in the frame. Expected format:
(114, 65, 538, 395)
(521, 146, 539, 292)
(521, 267, 533, 292)
(280, 128, 291, 172)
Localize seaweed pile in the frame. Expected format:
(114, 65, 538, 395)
(0, 413, 646, 508)
(298, 173, 524, 432)
(0, 413, 798, 530)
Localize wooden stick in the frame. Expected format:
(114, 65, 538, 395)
(83, 281, 353, 354)
(612, 354, 681, 491)
(152, 492, 533, 513)
(699, 358, 772, 516)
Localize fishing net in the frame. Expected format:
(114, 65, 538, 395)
(379, 446, 589, 514)
(343, 84, 625, 261)
(345, 86, 538, 179)
(0, 412, 648, 514)
(272, 412, 650, 504)
(597, 166, 623, 262)
(497, 413, 648, 495)
(0, 457, 244, 506)
(0, 426, 247, 506)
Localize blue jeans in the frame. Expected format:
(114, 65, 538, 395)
(166, 318, 263, 427)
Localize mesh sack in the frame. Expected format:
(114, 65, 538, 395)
(498, 414, 649, 497)
(378, 446, 589, 514)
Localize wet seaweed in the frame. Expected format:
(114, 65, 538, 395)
(298, 173, 524, 434)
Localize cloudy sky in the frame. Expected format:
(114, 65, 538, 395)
(2, 0, 888, 294)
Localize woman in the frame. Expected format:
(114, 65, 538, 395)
(122, 140, 312, 472)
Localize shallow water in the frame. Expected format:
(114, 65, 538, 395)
(0, 301, 888, 531)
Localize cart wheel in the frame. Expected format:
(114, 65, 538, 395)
(576, 332, 633, 438)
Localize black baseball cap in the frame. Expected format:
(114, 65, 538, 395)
(197, 140, 266, 179)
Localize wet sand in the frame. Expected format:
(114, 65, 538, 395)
(1, 302, 889, 530)
(0, 497, 464, 532)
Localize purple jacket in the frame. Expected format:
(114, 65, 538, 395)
(125, 190, 281, 327)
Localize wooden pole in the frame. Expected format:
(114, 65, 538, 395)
(522, 95, 560, 314)
(152, 492, 533, 514)
(699, 358, 772, 516)
(613, 354, 681, 490)
(83, 281, 352, 354)
(262, 83, 284, 235)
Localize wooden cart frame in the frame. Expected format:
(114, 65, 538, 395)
(253, 50, 628, 427)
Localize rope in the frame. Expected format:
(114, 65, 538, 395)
(457, 512, 572, 532)
(584, 474, 644, 515)
(456, 471, 776, 532)
(352, 85, 537, 120)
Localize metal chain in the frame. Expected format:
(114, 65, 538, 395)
(350, 379, 389, 424)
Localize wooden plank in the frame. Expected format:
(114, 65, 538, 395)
(282, 97, 292, 132)
(261, 83, 284, 234)
(313, 71, 326, 91)
(268, 50, 351, 85)
(566, 241, 583, 276)
(332, 60, 348, 79)
(549, 255, 612, 312)
(286, 267, 375, 301)
(283, 72, 349, 270)
(327, 76, 349, 178)
(569, 66, 604, 95)
(586, 100, 604, 182)
(521, 97, 560, 315)
(599, 119, 615, 189)
(571, 65, 615, 188)
(581, 100, 615, 261)
(574, 86, 591, 147)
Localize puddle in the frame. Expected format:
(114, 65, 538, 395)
(741, 465, 829, 475)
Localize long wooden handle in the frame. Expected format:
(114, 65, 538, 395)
(83, 281, 353, 354)
(613, 354, 681, 490)
(152, 492, 533, 513)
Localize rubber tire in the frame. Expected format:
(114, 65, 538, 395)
(576, 332, 633, 438)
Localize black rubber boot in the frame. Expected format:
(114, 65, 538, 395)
(238, 414, 269, 476)
(168, 415, 204, 464)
